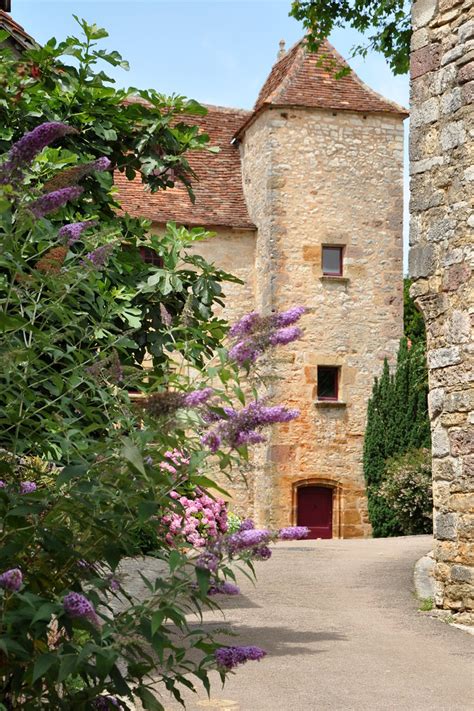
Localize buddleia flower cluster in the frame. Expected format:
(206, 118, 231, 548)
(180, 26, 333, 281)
(201, 400, 300, 452)
(0, 121, 77, 184)
(215, 645, 266, 670)
(228, 306, 305, 366)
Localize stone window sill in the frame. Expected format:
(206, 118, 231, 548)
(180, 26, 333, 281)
(315, 400, 347, 408)
(320, 275, 350, 284)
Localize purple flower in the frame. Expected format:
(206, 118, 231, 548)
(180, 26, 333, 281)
(93, 696, 121, 710)
(209, 581, 240, 596)
(108, 578, 120, 592)
(29, 186, 83, 217)
(201, 430, 222, 453)
(215, 645, 266, 670)
(228, 340, 261, 366)
(0, 122, 77, 183)
(269, 326, 303, 346)
(202, 400, 299, 452)
(83, 243, 115, 268)
(59, 220, 97, 245)
(183, 388, 213, 407)
(274, 306, 306, 327)
(238, 519, 255, 532)
(278, 526, 310, 540)
(0, 481, 5, 489)
(0, 568, 22, 592)
(195, 552, 219, 572)
(253, 545, 272, 561)
(228, 307, 304, 367)
(92, 157, 111, 172)
(234, 431, 266, 446)
(20, 481, 36, 494)
(226, 529, 272, 555)
(229, 312, 260, 338)
(63, 592, 99, 625)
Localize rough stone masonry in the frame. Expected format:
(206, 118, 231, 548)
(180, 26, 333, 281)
(409, 0, 473, 621)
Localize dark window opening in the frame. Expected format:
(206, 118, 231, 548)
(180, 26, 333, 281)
(317, 366, 339, 401)
(139, 246, 163, 267)
(322, 246, 343, 276)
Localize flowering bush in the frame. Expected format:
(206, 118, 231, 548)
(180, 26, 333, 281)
(0, 114, 306, 708)
(378, 448, 432, 535)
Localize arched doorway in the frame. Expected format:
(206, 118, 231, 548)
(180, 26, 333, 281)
(297, 485, 333, 539)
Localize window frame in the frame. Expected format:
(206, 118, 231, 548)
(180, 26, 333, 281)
(322, 245, 344, 277)
(317, 366, 340, 401)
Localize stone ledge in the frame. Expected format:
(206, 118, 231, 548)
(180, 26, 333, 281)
(315, 400, 347, 408)
(320, 275, 350, 284)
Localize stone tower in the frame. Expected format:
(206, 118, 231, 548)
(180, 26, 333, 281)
(234, 40, 407, 536)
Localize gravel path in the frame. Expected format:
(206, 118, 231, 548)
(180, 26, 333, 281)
(154, 535, 473, 711)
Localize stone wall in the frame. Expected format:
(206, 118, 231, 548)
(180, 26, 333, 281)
(240, 107, 405, 536)
(409, 0, 473, 618)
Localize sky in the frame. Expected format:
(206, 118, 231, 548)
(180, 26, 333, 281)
(10, 0, 410, 266)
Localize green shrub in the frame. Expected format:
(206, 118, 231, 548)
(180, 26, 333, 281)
(378, 448, 433, 535)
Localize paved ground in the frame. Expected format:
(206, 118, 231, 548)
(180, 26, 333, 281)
(158, 536, 473, 711)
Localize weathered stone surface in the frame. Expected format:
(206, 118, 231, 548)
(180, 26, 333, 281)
(410, 0, 474, 616)
(409, 244, 436, 277)
(428, 346, 462, 369)
(434, 512, 458, 541)
(440, 121, 466, 150)
(412, 0, 439, 28)
(411, 43, 441, 78)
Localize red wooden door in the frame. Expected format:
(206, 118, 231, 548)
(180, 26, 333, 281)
(297, 486, 333, 539)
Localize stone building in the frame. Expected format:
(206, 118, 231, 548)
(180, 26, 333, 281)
(0, 6, 407, 539)
(117, 39, 407, 538)
(409, 0, 473, 618)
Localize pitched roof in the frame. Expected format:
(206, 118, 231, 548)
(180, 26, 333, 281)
(234, 38, 408, 139)
(0, 10, 35, 50)
(115, 104, 255, 230)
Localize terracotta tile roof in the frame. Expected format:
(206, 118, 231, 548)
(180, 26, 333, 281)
(115, 104, 255, 230)
(234, 38, 408, 139)
(0, 10, 35, 50)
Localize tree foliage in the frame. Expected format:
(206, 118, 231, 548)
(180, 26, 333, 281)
(363, 338, 431, 537)
(403, 277, 426, 346)
(379, 448, 432, 535)
(290, 0, 411, 75)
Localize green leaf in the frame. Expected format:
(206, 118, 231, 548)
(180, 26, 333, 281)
(136, 687, 164, 711)
(151, 610, 165, 636)
(196, 567, 210, 596)
(122, 439, 145, 475)
(32, 602, 57, 624)
(32, 653, 57, 683)
(58, 654, 77, 682)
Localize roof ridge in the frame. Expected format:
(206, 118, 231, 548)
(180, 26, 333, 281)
(263, 40, 305, 107)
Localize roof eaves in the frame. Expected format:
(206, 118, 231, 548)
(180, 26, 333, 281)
(0, 10, 36, 50)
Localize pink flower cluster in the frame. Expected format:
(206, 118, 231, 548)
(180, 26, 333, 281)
(162, 488, 228, 548)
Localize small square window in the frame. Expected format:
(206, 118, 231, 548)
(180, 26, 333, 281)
(317, 366, 339, 401)
(322, 246, 343, 276)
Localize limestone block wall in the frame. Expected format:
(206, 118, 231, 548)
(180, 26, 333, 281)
(240, 107, 405, 536)
(409, 0, 474, 618)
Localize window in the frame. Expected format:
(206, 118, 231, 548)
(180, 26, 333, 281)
(322, 246, 343, 276)
(139, 246, 163, 267)
(317, 366, 339, 401)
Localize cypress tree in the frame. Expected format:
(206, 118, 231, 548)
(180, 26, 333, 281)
(363, 339, 430, 537)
